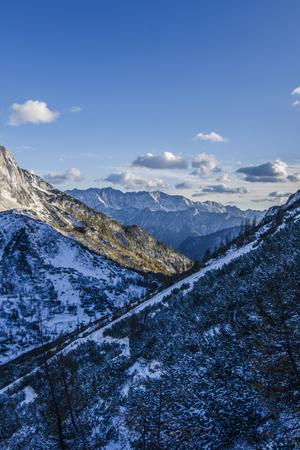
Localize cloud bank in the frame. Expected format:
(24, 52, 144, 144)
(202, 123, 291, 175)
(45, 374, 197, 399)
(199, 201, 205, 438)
(175, 181, 196, 190)
(192, 184, 248, 196)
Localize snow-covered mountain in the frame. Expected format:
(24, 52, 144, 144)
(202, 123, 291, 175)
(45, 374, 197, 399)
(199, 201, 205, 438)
(67, 187, 264, 253)
(0, 211, 159, 364)
(67, 187, 226, 212)
(0, 146, 191, 275)
(1, 189, 299, 449)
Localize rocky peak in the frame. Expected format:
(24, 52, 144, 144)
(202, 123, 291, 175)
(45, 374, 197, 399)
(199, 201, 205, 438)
(0, 146, 21, 183)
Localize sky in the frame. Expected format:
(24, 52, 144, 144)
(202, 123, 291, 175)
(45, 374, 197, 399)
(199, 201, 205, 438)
(0, 0, 300, 209)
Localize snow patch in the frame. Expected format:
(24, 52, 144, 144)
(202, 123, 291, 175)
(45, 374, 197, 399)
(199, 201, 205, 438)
(128, 359, 162, 380)
(20, 386, 37, 406)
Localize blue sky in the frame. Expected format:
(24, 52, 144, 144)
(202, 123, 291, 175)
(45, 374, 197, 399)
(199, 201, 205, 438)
(0, 0, 300, 208)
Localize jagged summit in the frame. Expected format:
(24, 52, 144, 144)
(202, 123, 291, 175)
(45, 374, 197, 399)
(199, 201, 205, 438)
(0, 144, 16, 165)
(67, 186, 262, 215)
(0, 145, 14, 167)
(68, 186, 233, 213)
(0, 146, 191, 275)
(0, 146, 56, 213)
(68, 187, 197, 212)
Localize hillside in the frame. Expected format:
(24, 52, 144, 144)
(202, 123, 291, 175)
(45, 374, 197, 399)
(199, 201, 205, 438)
(1, 190, 299, 449)
(0, 146, 191, 275)
(0, 211, 160, 365)
(66, 187, 264, 255)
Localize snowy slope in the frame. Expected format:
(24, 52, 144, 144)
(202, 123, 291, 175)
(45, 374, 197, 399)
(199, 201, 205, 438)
(59, 233, 261, 356)
(0, 211, 159, 364)
(2, 187, 299, 386)
(1, 194, 279, 387)
(0, 214, 260, 394)
(21, 189, 300, 365)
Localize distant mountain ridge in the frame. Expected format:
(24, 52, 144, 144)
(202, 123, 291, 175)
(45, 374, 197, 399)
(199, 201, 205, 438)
(0, 146, 191, 275)
(67, 186, 260, 214)
(67, 187, 264, 256)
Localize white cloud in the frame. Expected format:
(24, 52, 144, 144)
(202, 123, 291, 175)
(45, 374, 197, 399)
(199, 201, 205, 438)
(68, 106, 82, 113)
(191, 153, 221, 176)
(192, 131, 226, 143)
(132, 152, 187, 169)
(236, 160, 289, 183)
(291, 86, 300, 95)
(192, 184, 248, 196)
(8, 100, 59, 126)
(292, 100, 300, 107)
(104, 171, 167, 190)
(44, 167, 82, 185)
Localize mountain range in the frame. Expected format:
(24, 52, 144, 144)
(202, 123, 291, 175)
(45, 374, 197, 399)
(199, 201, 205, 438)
(67, 187, 264, 258)
(1, 188, 299, 449)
